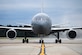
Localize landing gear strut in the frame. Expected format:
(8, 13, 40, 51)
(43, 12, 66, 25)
(55, 32, 62, 43)
(22, 31, 29, 43)
(39, 34, 44, 43)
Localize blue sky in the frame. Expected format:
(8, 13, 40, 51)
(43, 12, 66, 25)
(0, 0, 82, 27)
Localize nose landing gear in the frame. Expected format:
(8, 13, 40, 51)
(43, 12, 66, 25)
(39, 34, 44, 43)
(39, 40, 44, 43)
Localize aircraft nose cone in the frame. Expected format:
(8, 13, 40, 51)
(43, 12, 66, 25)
(35, 23, 46, 34)
(32, 13, 52, 34)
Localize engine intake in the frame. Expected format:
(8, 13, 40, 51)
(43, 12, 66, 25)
(6, 29, 17, 39)
(67, 30, 77, 39)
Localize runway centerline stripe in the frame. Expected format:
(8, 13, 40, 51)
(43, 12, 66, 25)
(39, 43, 46, 55)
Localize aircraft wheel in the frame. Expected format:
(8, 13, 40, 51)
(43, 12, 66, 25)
(59, 39, 61, 43)
(42, 40, 44, 43)
(26, 39, 28, 43)
(39, 40, 41, 43)
(22, 39, 25, 43)
(55, 39, 58, 43)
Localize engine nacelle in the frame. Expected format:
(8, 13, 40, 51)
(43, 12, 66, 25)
(67, 30, 77, 39)
(6, 29, 17, 39)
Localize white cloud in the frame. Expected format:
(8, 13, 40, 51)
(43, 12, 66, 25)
(0, 0, 82, 26)
(0, 3, 40, 10)
(0, 0, 49, 10)
(61, 13, 82, 27)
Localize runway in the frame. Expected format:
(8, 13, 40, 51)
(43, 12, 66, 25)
(0, 37, 82, 55)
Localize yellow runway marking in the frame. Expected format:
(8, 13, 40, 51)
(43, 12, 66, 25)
(39, 43, 45, 55)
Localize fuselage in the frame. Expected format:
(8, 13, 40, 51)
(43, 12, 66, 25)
(31, 13, 52, 35)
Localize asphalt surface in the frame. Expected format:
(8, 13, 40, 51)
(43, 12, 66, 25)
(0, 37, 82, 55)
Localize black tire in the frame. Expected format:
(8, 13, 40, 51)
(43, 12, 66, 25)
(55, 39, 58, 43)
(39, 40, 41, 43)
(42, 40, 44, 43)
(59, 39, 61, 43)
(26, 39, 28, 43)
(22, 39, 25, 43)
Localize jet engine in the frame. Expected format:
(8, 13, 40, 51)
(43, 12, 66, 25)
(67, 30, 77, 39)
(6, 29, 17, 39)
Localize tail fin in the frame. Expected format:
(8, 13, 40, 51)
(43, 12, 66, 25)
(41, 0, 44, 13)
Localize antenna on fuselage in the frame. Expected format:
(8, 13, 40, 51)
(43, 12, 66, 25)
(41, 0, 44, 13)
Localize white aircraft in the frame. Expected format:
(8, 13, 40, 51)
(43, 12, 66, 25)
(0, 0, 82, 43)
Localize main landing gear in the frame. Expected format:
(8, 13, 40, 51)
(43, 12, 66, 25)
(22, 38, 29, 43)
(22, 36, 29, 43)
(22, 31, 29, 43)
(55, 39, 61, 43)
(55, 32, 62, 43)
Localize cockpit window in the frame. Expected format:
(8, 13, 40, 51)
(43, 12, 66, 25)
(32, 13, 50, 22)
(35, 15, 49, 21)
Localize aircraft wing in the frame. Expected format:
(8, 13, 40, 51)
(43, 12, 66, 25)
(51, 27, 82, 32)
(0, 26, 32, 30)
(0, 26, 82, 31)
(51, 28, 69, 31)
